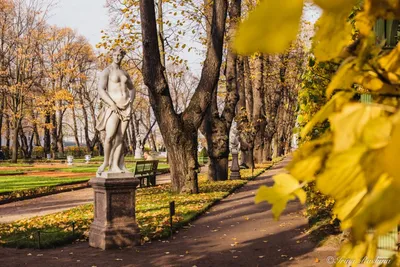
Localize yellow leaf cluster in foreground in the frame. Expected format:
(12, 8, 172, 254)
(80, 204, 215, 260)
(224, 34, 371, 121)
(243, 0, 400, 265)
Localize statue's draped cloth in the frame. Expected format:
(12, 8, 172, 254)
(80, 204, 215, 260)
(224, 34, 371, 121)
(96, 101, 132, 132)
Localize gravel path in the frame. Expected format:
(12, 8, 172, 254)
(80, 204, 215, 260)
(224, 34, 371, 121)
(0, 158, 336, 267)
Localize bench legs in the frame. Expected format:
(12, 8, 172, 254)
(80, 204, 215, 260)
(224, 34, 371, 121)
(149, 175, 156, 186)
(138, 176, 156, 187)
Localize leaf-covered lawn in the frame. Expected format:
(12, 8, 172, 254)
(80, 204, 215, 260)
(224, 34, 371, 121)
(0, 166, 269, 248)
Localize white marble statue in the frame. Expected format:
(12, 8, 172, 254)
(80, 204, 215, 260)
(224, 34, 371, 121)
(96, 46, 135, 175)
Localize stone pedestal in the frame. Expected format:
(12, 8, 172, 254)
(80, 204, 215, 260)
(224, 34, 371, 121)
(89, 173, 141, 250)
(230, 150, 241, 180)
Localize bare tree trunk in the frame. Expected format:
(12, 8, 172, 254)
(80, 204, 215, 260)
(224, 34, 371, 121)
(263, 138, 272, 161)
(72, 104, 80, 147)
(0, 93, 4, 147)
(11, 119, 19, 162)
(18, 124, 29, 158)
(44, 112, 51, 155)
(252, 54, 266, 163)
(272, 135, 278, 158)
(149, 130, 157, 150)
(57, 104, 65, 155)
(31, 112, 41, 147)
(237, 56, 255, 169)
(51, 111, 58, 158)
(263, 55, 285, 161)
(5, 115, 10, 150)
(201, 89, 230, 181)
(244, 58, 253, 120)
(202, 0, 241, 181)
(140, 0, 227, 193)
(82, 88, 99, 154)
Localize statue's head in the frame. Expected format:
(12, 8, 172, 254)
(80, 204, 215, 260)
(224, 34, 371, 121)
(112, 46, 126, 64)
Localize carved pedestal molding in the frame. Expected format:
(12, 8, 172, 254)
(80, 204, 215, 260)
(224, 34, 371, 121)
(89, 173, 141, 250)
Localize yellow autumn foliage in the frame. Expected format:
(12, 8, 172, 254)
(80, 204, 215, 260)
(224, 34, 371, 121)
(235, 0, 400, 265)
(234, 0, 303, 54)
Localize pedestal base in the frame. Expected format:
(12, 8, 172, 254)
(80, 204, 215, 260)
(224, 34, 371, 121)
(89, 175, 141, 250)
(89, 220, 140, 250)
(230, 152, 241, 180)
(230, 171, 241, 180)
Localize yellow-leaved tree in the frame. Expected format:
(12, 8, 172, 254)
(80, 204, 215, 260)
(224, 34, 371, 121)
(235, 0, 400, 265)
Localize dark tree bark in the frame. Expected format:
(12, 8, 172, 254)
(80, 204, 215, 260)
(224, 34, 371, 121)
(83, 87, 100, 154)
(72, 104, 80, 147)
(0, 92, 4, 147)
(252, 54, 266, 163)
(140, 0, 227, 193)
(56, 102, 66, 155)
(5, 115, 10, 150)
(51, 110, 58, 158)
(18, 124, 29, 158)
(263, 55, 283, 161)
(130, 119, 136, 152)
(236, 56, 255, 169)
(201, 0, 241, 181)
(11, 119, 19, 162)
(79, 86, 99, 154)
(31, 109, 41, 147)
(44, 112, 51, 155)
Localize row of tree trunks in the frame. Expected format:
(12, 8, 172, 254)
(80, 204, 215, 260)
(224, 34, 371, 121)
(236, 42, 304, 165)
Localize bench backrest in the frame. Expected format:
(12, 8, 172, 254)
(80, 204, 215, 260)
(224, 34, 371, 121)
(133, 160, 159, 175)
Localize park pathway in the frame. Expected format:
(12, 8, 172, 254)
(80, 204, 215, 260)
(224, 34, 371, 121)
(0, 158, 337, 267)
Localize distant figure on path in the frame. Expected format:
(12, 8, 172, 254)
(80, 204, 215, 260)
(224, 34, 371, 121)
(96, 46, 135, 174)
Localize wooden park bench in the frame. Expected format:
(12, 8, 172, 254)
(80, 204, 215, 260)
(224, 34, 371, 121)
(133, 160, 159, 187)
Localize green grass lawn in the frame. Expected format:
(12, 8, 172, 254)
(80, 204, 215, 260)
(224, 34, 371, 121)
(0, 176, 92, 194)
(0, 162, 170, 197)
